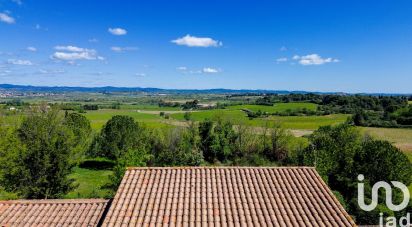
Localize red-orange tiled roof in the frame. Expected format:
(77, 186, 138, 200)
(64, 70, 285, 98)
(0, 199, 108, 227)
(103, 167, 356, 226)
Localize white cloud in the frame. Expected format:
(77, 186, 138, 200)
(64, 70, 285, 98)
(276, 57, 288, 63)
(135, 73, 146, 77)
(293, 54, 339, 65)
(27, 46, 37, 52)
(55, 45, 89, 52)
(88, 38, 98, 43)
(0, 13, 15, 24)
(39, 69, 65, 74)
(108, 27, 127, 35)
(52, 45, 104, 61)
(172, 34, 222, 47)
(0, 70, 12, 76)
(110, 46, 138, 53)
(202, 67, 219, 73)
(176, 66, 187, 71)
(7, 59, 33, 65)
(177, 66, 221, 74)
(12, 0, 23, 5)
(280, 46, 287, 51)
(52, 52, 95, 61)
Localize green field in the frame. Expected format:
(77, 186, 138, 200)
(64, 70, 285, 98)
(82, 109, 171, 130)
(171, 109, 349, 130)
(120, 104, 181, 111)
(227, 103, 318, 113)
(360, 127, 412, 159)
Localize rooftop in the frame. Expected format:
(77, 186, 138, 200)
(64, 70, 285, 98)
(0, 199, 108, 227)
(102, 166, 356, 226)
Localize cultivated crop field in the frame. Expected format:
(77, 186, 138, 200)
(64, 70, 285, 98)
(227, 103, 318, 113)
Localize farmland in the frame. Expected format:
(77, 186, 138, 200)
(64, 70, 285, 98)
(226, 103, 318, 113)
(170, 109, 349, 130)
(82, 109, 170, 130)
(1, 94, 411, 203)
(361, 127, 412, 161)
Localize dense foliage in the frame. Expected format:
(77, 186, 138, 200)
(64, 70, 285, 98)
(297, 124, 412, 224)
(0, 105, 411, 225)
(253, 94, 411, 127)
(0, 110, 78, 199)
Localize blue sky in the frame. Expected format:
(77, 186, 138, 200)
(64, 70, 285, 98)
(0, 0, 411, 93)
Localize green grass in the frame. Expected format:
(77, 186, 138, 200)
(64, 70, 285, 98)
(171, 109, 349, 130)
(227, 103, 318, 113)
(408, 101, 412, 105)
(65, 167, 113, 199)
(0, 166, 113, 200)
(120, 104, 181, 111)
(360, 127, 412, 155)
(82, 109, 170, 130)
(265, 115, 349, 130)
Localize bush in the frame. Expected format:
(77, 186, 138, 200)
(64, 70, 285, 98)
(183, 112, 192, 121)
(152, 126, 203, 166)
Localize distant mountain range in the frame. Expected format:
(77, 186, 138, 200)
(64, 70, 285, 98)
(0, 84, 410, 96)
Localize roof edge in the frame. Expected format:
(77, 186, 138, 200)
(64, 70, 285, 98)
(0, 199, 109, 204)
(126, 166, 315, 170)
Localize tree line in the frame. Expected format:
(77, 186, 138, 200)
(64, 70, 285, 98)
(253, 94, 412, 127)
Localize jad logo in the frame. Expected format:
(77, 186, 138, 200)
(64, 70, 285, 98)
(357, 174, 410, 226)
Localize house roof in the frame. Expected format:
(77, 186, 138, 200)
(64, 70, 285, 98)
(0, 199, 108, 227)
(102, 167, 356, 226)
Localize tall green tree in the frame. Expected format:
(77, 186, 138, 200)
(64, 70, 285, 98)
(98, 115, 142, 159)
(199, 120, 215, 162)
(98, 115, 151, 191)
(63, 112, 92, 163)
(0, 110, 76, 199)
(210, 119, 237, 162)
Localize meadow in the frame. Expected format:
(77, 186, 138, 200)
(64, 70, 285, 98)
(170, 108, 349, 130)
(82, 109, 169, 130)
(360, 127, 412, 161)
(226, 103, 318, 112)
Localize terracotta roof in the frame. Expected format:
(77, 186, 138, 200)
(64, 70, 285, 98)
(0, 199, 108, 227)
(103, 167, 356, 226)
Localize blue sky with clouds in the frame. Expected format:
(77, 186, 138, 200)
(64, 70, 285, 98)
(0, 0, 411, 93)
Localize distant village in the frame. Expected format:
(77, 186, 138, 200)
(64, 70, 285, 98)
(0, 89, 58, 98)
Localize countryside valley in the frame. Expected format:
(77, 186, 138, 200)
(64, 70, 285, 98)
(0, 86, 411, 224)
